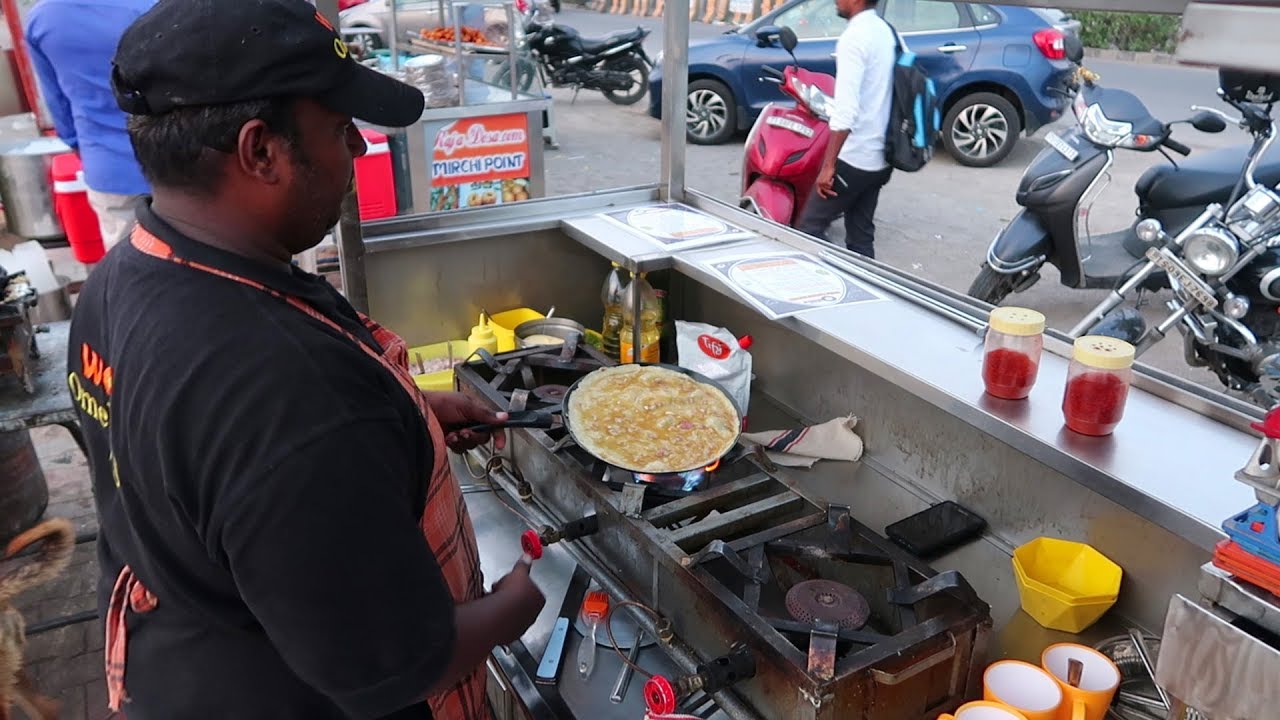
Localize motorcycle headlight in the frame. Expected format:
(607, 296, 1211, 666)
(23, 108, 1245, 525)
(1182, 226, 1240, 276)
(1078, 102, 1134, 147)
(805, 86, 830, 120)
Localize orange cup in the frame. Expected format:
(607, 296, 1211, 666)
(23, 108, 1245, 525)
(939, 701, 1030, 720)
(1040, 643, 1120, 720)
(983, 660, 1064, 720)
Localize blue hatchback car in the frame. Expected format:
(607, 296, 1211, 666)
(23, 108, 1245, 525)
(648, 1, 1077, 167)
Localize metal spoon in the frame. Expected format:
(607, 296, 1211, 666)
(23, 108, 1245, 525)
(1127, 628, 1170, 710)
(1068, 658, 1084, 688)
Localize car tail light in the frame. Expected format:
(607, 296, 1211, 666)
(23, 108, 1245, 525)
(1033, 29, 1066, 60)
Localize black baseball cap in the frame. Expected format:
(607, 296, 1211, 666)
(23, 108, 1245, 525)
(111, 0, 425, 127)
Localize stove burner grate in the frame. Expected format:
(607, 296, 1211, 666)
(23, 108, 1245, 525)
(785, 579, 870, 630)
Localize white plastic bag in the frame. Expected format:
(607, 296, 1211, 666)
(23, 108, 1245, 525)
(676, 320, 751, 418)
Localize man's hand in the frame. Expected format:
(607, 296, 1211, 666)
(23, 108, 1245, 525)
(816, 163, 838, 199)
(425, 391, 508, 452)
(490, 559, 546, 643)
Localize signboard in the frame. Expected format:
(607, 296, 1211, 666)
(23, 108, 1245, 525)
(599, 203, 754, 250)
(701, 251, 884, 319)
(428, 113, 532, 211)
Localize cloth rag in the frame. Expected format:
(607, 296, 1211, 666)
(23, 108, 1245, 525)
(741, 415, 864, 468)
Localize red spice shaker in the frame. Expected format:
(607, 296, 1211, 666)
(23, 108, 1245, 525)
(982, 307, 1046, 400)
(1062, 336, 1136, 436)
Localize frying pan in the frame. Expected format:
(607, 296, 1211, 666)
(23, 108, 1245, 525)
(561, 363, 743, 475)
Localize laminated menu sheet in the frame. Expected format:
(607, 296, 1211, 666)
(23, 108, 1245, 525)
(598, 203, 754, 250)
(699, 250, 884, 319)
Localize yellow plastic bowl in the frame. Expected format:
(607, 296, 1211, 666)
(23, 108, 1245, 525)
(489, 308, 545, 352)
(1012, 537, 1123, 633)
(407, 339, 467, 392)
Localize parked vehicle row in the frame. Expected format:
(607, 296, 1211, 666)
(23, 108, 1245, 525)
(648, 0, 1079, 167)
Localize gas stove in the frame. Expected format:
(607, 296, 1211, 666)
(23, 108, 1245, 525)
(456, 344, 992, 720)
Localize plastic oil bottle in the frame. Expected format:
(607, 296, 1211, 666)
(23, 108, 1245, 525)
(620, 272, 662, 364)
(600, 263, 626, 361)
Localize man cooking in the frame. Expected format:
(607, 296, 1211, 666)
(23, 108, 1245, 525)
(67, 1, 544, 718)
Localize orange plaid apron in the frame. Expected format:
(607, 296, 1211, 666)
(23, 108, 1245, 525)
(105, 225, 490, 719)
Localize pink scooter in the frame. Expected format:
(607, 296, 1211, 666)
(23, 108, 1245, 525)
(739, 28, 835, 226)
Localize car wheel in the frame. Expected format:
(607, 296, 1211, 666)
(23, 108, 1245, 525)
(346, 27, 383, 58)
(686, 79, 736, 145)
(943, 92, 1021, 168)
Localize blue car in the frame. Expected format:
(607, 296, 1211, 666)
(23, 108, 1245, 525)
(648, 1, 1077, 167)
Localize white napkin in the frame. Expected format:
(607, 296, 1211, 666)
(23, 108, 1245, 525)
(741, 415, 864, 468)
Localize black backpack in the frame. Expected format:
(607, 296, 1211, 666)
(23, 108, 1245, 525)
(883, 23, 939, 172)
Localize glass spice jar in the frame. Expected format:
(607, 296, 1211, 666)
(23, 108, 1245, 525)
(1062, 335, 1136, 436)
(982, 307, 1046, 400)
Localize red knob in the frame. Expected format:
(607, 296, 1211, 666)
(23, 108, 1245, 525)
(520, 530, 543, 560)
(644, 675, 677, 715)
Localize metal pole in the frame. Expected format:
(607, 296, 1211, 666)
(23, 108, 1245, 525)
(659, 0, 689, 202)
(336, 188, 370, 314)
(390, 0, 401, 71)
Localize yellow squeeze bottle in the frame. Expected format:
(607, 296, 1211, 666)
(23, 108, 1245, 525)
(467, 313, 498, 355)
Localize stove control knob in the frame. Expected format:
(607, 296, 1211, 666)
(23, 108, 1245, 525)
(520, 530, 543, 560)
(644, 675, 677, 715)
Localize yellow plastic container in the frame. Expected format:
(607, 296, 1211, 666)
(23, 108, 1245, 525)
(489, 308, 545, 352)
(407, 339, 467, 392)
(1012, 537, 1123, 633)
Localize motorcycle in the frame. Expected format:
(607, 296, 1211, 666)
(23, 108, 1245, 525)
(738, 27, 835, 226)
(1068, 69, 1280, 407)
(491, 9, 652, 106)
(966, 42, 1279, 306)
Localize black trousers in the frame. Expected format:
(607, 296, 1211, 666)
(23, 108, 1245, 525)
(796, 161, 892, 259)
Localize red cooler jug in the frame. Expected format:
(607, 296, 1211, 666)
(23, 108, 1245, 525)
(354, 129, 396, 221)
(51, 153, 105, 263)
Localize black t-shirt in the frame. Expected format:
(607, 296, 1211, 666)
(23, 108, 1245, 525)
(68, 202, 454, 719)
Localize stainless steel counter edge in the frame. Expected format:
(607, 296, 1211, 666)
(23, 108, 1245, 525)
(359, 187, 662, 255)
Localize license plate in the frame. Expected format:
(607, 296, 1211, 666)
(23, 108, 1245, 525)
(1045, 132, 1079, 161)
(766, 116, 815, 138)
(1145, 247, 1219, 310)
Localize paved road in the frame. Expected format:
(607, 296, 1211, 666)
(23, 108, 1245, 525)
(539, 8, 1242, 392)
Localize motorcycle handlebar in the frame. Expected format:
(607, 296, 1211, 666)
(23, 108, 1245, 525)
(1164, 137, 1192, 156)
(761, 66, 784, 80)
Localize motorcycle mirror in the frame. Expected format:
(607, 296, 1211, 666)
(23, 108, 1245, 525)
(755, 24, 782, 47)
(1189, 110, 1228, 134)
(779, 26, 799, 54)
(1063, 34, 1085, 64)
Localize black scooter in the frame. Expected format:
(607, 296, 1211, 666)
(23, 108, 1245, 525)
(968, 46, 1280, 305)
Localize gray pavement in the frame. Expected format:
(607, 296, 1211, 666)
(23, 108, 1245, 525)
(542, 8, 1242, 391)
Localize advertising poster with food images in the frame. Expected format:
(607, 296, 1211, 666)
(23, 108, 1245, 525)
(428, 113, 532, 212)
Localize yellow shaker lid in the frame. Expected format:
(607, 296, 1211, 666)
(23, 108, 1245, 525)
(1072, 335, 1135, 370)
(989, 307, 1045, 336)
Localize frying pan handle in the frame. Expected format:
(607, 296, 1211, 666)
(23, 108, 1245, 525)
(463, 410, 554, 434)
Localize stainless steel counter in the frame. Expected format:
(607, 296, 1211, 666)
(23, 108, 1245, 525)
(360, 187, 1261, 640)
(558, 198, 1255, 554)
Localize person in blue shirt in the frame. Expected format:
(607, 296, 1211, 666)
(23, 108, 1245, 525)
(25, 0, 156, 251)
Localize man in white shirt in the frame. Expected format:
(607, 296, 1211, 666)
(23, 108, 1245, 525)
(795, 0, 895, 258)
